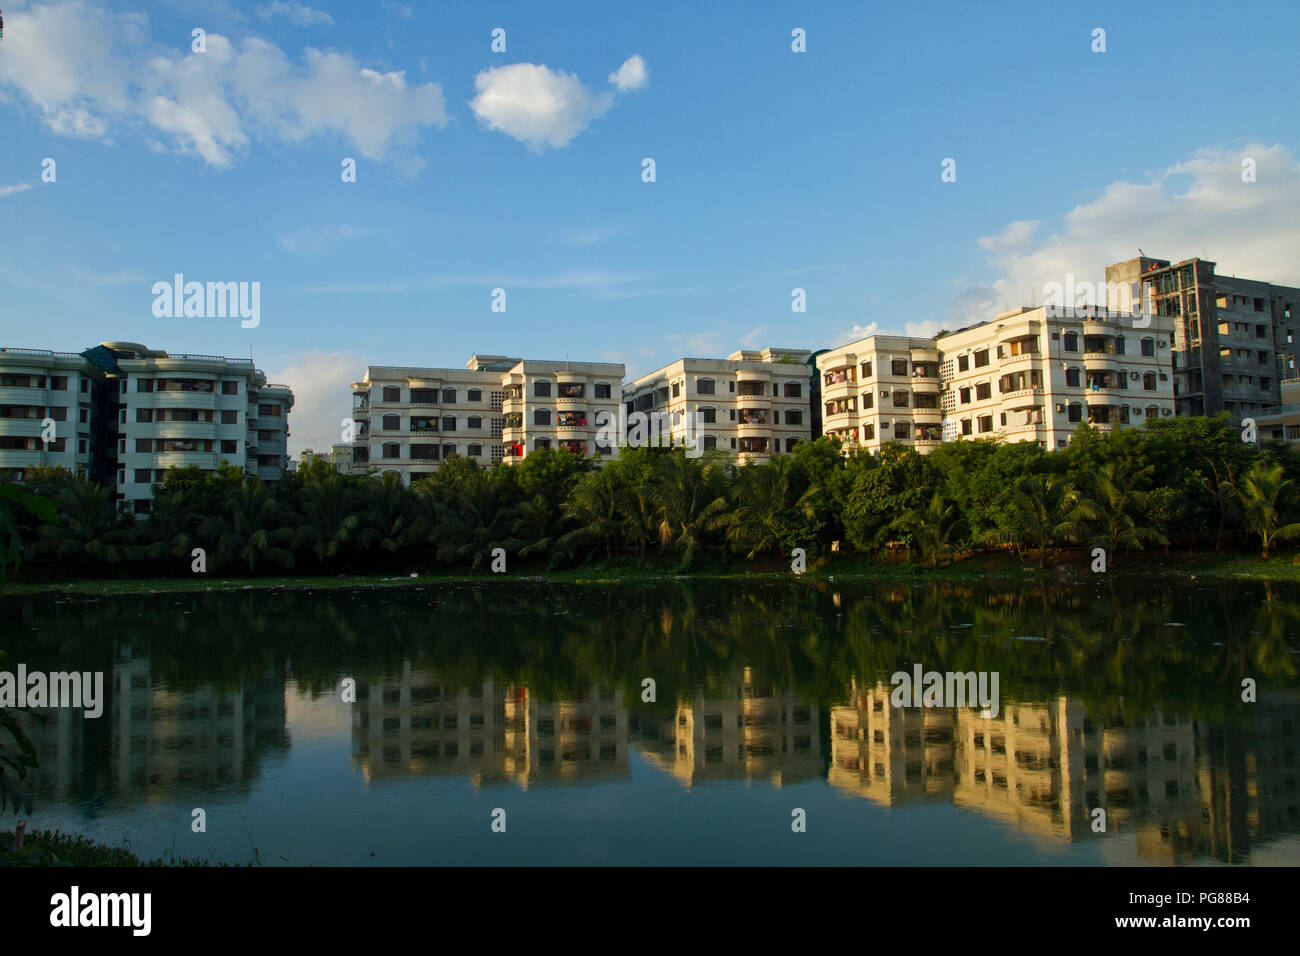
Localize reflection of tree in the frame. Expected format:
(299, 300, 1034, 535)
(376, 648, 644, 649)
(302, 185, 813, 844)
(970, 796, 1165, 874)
(3, 579, 1296, 725)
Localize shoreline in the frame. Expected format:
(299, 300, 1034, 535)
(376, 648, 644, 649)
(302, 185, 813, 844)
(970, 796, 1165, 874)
(3, 551, 1296, 597)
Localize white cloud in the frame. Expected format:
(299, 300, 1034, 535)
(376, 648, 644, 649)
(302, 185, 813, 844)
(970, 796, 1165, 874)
(278, 224, 377, 255)
(956, 143, 1300, 327)
(739, 327, 766, 348)
(0, 183, 34, 198)
(839, 322, 878, 342)
(298, 269, 645, 296)
(257, 1, 333, 27)
(469, 55, 646, 151)
(381, 1, 413, 19)
(0, 1, 446, 168)
(608, 55, 648, 92)
(265, 350, 366, 460)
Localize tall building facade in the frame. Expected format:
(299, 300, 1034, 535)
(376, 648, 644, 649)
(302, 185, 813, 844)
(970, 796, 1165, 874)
(1, 341, 293, 511)
(621, 348, 814, 462)
(1106, 255, 1300, 418)
(816, 307, 1177, 455)
(349, 355, 624, 482)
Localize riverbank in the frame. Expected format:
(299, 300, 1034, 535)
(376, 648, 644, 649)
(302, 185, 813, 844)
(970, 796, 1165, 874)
(2, 549, 1295, 597)
(1, 828, 250, 866)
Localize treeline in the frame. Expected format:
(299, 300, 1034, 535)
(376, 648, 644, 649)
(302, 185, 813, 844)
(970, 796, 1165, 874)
(3, 413, 1300, 580)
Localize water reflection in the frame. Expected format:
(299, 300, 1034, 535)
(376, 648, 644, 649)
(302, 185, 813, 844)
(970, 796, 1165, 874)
(5, 580, 1298, 864)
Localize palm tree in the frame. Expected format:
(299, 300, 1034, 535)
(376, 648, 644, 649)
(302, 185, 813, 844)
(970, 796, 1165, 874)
(36, 477, 131, 565)
(889, 491, 967, 568)
(1087, 462, 1168, 564)
(140, 487, 196, 560)
(557, 468, 625, 561)
(433, 468, 514, 570)
(1233, 459, 1300, 559)
(199, 480, 295, 573)
(357, 471, 417, 553)
(296, 470, 360, 562)
(653, 452, 731, 569)
(724, 456, 820, 559)
(985, 474, 1096, 568)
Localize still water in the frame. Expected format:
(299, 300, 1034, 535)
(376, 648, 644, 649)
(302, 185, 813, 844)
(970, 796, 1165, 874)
(4, 579, 1299, 866)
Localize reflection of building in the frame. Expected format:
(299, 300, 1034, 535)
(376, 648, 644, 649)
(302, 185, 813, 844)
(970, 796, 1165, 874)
(638, 667, 822, 786)
(350, 665, 628, 787)
(828, 682, 1300, 862)
(828, 680, 954, 805)
(20, 652, 289, 801)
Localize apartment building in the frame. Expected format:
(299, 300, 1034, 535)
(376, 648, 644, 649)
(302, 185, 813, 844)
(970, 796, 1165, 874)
(1, 341, 293, 511)
(939, 305, 1177, 450)
(1106, 255, 1300, 418)
(621, 348, 814, 462)
(111, 342, 294, 511)
(0, 347, 104, 481)
(1254, 377, 1300, 444)
(500, 358, 624, 462)
(350, 355, 518, 482)
(815, 336, 941, 455)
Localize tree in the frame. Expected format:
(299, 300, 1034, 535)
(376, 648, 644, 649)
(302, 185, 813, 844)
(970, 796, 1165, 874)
(0, 484, 59, 585)
(36, 476, 131, 565)
(986, 474, 1096, 568)
(889, 491, 968, 567)
(1086, 462, 1168, 564)
(724, 455, 821, 558)
(558, 468, 624, 561)
(653, 451, 731, 569)
(1233, 459, 1300, 559)
(296, 469, 360, 563)
(199, 480, 295, 573)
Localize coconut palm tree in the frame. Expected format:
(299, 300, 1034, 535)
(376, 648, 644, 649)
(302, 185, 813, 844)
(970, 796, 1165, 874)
(433, 468, 514, 570)
(724, 456, 821, 559)
(1086, 462, 1168, 565)
(653, 452, 731, 569)
(557, 468, 624, 560)
(36, 476, 131, 565)
(199, 480, 295, 573)
(356, 471, 417, 553)
(296, 470, 360, 563)
(985, 474, 1096, 568)
(1233, 459, 1300, 559)
(889, 491, 968, 568)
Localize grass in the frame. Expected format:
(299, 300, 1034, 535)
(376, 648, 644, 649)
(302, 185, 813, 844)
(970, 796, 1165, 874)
(0, 827, 254, 866)
(2, 547, 1297, 597)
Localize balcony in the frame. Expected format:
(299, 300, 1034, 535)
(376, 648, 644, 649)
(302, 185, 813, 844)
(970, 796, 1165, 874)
(0, 417, 46, 438)
(0, 386, 48, 403)
(152, 421, 220, 440)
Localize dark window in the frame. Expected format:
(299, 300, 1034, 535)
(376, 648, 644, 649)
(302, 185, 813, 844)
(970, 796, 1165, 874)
(382, 386, 401, 403)
(467, 416, 482, 429)
(383, 414, 400, 430)
(442, 388, 456, 404)
(696, 379, 715, 395)
(534, 381, 551, 397)
(467, 388, 482, 402)
(534, 410, 551, 426)
(595, 383, 612, 399)
(222, 381, 238, 394)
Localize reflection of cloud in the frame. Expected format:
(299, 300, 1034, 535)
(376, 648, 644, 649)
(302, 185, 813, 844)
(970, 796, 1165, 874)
(953, 143, 1300, 328)
(0, 1, 446, 168)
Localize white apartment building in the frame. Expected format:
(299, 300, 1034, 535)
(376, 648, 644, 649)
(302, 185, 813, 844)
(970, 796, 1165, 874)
(112, 342, 293, 510)
(350, 355, 518, 483)
(816, 336, 941, 454)
(0, 347, 101, 480)
(940, 306, 1176, 450)
(500, 359, 625, 462)
(816, 307, 1177, 454)
(622, 348, 814, 461)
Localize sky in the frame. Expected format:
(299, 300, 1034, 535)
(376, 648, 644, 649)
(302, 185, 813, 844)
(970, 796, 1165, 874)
(2, 0, 1299, 457)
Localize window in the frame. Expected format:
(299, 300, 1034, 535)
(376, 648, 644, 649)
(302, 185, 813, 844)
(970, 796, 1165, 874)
(1067, 403, 1081, 423)
(382, 414, 400, 430)
(1288, 425, 1300, 440)
(258, 404, 282, 416)
(534, 381, 551, 397)
(382, 386, 401, 403)
(892, 390, 909, 407)
(382, 443, 401, 459)
(136, 408, 154, 423)
(595, 383, 612, 399)
(973, 349, 990, 368)
(861, 361, 873, 378)
(221, 410, 238, 425)
(80, 379, 89, 393)
(47, 406, 67, 422)
(785, 409, 803, 425)
(862, 392, 874, 409)
(467, 416, 482, 429)
(222, 381, 238, 395)
(861, 424, 875, 440)
(441, 416, 456, 432)
(135, 438, 153, 453)
(221, 440, 237, 454)
(134, 469, 153, 483)
(468, 443, 483, 456)
(468, 388, 482, 402)
(957, 355, 969, 372)
(975, 382, 991, 400)
(1254, 297, 1265, 312)
(1063, 332, 1078, 352)
(1140, 338, 1155, 357)
(977, 415, 993, 433)
(700, 407, 716, 424)
(783, 382, 802, 398)
(442, 388, 456, 404)
(1143, 372, 1157, 390)
(49, 376, 67, 391)
(703, 436, 717, 450)
(959, 387, 970, 404)
(672, 382, 680, 398)
(893, 421, 910, 439)
(891, 359, 909, 376)
(136, 378, 154, 392)
(961, 419, 972, 436)
(1065, 367, 1081, 388)
(696, 378, 715, 395)
(533, 410, 551, 426)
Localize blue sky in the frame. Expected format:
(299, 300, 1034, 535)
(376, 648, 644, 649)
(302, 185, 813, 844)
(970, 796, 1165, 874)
(2, 0, 1299, 454)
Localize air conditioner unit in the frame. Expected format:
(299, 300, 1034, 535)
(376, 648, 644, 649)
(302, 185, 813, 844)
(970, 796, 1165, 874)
(1130, 371, 1139, 380)
(1163, 408, 1172, 416)
(1055, 403, 1065, 413)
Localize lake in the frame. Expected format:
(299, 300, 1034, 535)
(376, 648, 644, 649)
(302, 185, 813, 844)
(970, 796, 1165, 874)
(4, 578, 1298, 865)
